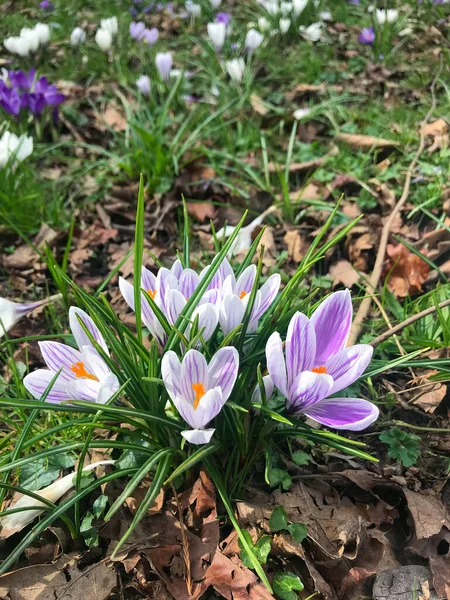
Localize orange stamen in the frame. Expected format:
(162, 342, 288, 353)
(239, 291, 248, 299)
(192, 382, 206, 410)
(147, 289, 157, 300)
(312, 366, 327, 374)
(71, 362, 99, 382)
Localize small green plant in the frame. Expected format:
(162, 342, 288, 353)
(379, 427, 421, 467)
(269, 506, 307, 544)
(273, 571, 304, 600)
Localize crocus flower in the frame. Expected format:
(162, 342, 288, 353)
(0, 131, 33, 168)
(216, 12, 231, 25)
(130, 21, 146, 40)
(266, 290, 378, 430)
(0, 88, 22, 116)
(70, 26, 86, 46)
(299, 22, 323, 41)
(40, 0, 54, 9)
(279, 17, 291, 33)
(19, 28, 40, 52)
(95, 28, 113, 51)
(293, 0, 308, 14)
(281, 1, 293, 13)
(162, 347, 239, 444)
(210, 0, 222, 7)
(101, 16, 118, 35)
(265, 0, 280, 15)
(246, 28, 264, 50)
(136, 74, 151, 96)
(155, 52, 173, 81)
(142, 27, 159, 44)
(225, 58, 245, 82)
(207, 22, 226, 51)
(0, 293, 59, 337)
(375, 8, 398, 24)
(186, 0, 201, 16)
(258, 16, 271, 32)
(219, 265, 280, 335)
(0, 460, 114, 538)
(359, 26, 375, 45)
(34, 23, 51, 44)
(4, 36, 31, 57)
(23, 307, 120, 404)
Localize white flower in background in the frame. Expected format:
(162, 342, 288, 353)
(279, 18, 291, 33)
(0, 461, 114, 538)
(293, 0, 308, 15)
(281, 1, 293, 13)
(367, 4, 375, 12)
(210, 0, 222, 7)
(0, 132, 33, 168)
(4, 36, 31, 56)
(19, 28, 40, 52)
(258, 17, 271, 32)
(225, 58, 245, 83)
(299, 22, 323, 41)
(207, 22, 227, 51)
(155, 52, 173, 81)
(70, 26, 86, 46)
(136, 74, 151, 96)
(34, 23, 50, 44)
(95, 28, 112, 51)
(293, 107, 311, 120)
(245, 28, 264, 50)
(186, 0, 201, 17)
(319, 11, 332, 21)
(265, 0, 280, 15)
(100, 16, 118, 35)
(0, 294, 61, 338)
(375, 9, 398, 24)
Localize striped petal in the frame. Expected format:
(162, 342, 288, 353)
(219, 294, 245, 336)
(69, 307, 108, 354)
(161, 350, 182, 401)
(310, 290, 353, 364)
(208, 346, 239, 401)
(23, 369, 69, 403)
(181, 428, 215, 445)
(285, 312, 316, 387)
(235, 265, 257, 296)
(67, 378, 99, 402)
(96, 372, 120, 404)
(266, 332, 288, 397)
(287, 371, 333, 413)
(191, 303, 218, 342)
(174, 387, 223, 429)
(251, 273, 281, 323)
(325, 344, 373, 395)
(38, 341, 81, 381)
(304, 397, 379, 431)
(180, 350, 208, 404)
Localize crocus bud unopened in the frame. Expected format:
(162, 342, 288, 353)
(95, 28, 113, 51)
(245, 28, 263, 50)
(225, 57, 245, 82)
(101, 16, 118, 35)
(70, 26, 86, 46)
(207, 22, 226, 50)
(136, 74, 151, 96)
(155, 51, 173, 81)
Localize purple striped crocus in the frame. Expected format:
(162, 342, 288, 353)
(219, 265, 281, 335)
(162, 347, 239, 444)
(0, 293, 60, 337)
(23, 307, 119, 404)
(266, 290, 378, 430)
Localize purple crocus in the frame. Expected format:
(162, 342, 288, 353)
(0, 87, 21, 116)
(265, 290, 378, 430)
(142, 27, 159, 45)
(40, 0, 54, 10)
(162, 347, 239, 444)
(130, 21, 146, 40)
(358, 26, 375, 45)
(8, 69, 36, 91)
(216, 12, 231, 25)
(155, 51, 173, 81)
(23, 307, 119, 404)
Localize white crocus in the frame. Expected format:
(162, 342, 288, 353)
(95, 28, 113, 51)
(0, 132, 33, 168)
(293, 0, 308, 15)
(100, 16, 118, 36)
(136, 74, 151, 96)
(281, 1, 293, 13)
(225, 58, 245, 83)
(19, 28, 40, 52)
(210, 0, 222, 7)
(375, 9, 398, 24)
(70, 26, 86, 46)
(246, 28, 264, 50)
(216, 205, 277, 257)
(0, 294, 61, 338)
(186, 1, 201, 17)
(279, 18, 291, 33)
(265, 0, 280, 15)
(34, 23, 50, 45)
(258, 17, 271, 32)
(0, 461, 114, 538)
(4, 36, 30, 56)
(299, 22, 323, 41)
(207, 22, 226, 50)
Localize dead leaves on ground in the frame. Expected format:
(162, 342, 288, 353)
(384, 243, 430, 297)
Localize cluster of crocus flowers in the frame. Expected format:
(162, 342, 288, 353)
(0, 69, 65, 118)
(23, 307, 119, 405)
(266, 290, 378, 430)
(129, 21, 159, 44)
(4, 23, 50, 57)
(95, 16, 118, 52)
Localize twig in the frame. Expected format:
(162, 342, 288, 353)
(370, 297, 450, 347)
(348, 67, 442, 345)
(171, 483, 193, 596)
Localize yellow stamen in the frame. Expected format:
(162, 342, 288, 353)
(147, 289, 157, 300)
(192, 382, 206, 410)
(312, 366, 327, 374)
(239, 291, 248, 299)
(71, 362, 99, 381)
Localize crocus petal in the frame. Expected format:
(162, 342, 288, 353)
(219, 294, 246, 336)
(191, 303, 218, 342)
(180, 349, 209, 404)
(181, 428, 215, 444)
(161, 350, 182, 401)
(141, 266, 157, 295)
(250, 273, 281, 323)
(235, 265, 257, 296)
(304, 397, 379, 431)
(285, 312, 316, 386)
(69, 307, 108, 354)
(23, 369, 69, 402)
(310, 290, 353, 364)
(179, 268, 199, 299)
(174, 387, 222, 429)
(325, 345, 373, 395)
(165, 289, 186, 326)
(119, 277, 135, 310)
(67, 378, 99, 402)
(287, 371, 333, 413)
(170, 259, 184, 278)
(38, 341, 82, 381)
(81, 345, 110, 380)
(251, 374, 274, 403)
(96, 372, 120, 404)
(208, 346, 239, 401)
(266, 332, 288, 397)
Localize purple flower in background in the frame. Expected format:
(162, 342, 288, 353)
(27, 76, 65, 114)
(346, 0, 360, 4)
(40, 0, 54, 10)
(23, 307, 120, 404)
(162, 347, 239, 444)
(216, 12, 231, 25)
(155, 51, 173, 81)
(0, 88, 22, 116)
(130, 7, 138, 17)
(143, 4, 153, 14)
(130, 21, 146, 40)
(0, 69, 64, 118)
(8, 69, 36, 90)
(265, 290, 378, 430)
(358, 26, 375, 45)
(142, 27, 159, 44)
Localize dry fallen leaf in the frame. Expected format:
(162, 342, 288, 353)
(99, 102, 127, 131)
(186, 201, 216, 223)
(250, 93, 269, 116)
(413, 382, 447, 413)
(336, 132, 400, 150)
(283, 230, 307, 263)
(422, 118, 448, 137)
(384, 244, 430, 297)
(329, 260, 360, 288)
